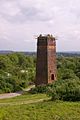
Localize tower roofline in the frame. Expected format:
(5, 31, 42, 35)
(38, 34, 56, 40)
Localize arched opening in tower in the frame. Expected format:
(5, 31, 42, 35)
(51, 74, 54, 80)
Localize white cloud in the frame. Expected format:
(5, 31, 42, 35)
(0, 0, 80, 51)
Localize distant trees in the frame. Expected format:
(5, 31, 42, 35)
(0, 53, 36, 93)
(57, 57, 80, 80)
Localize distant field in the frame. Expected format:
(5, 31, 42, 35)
(0, 94, 80, 120)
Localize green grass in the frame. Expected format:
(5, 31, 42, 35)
(0, 94, 80, 120)
(0, 93, 47, 103)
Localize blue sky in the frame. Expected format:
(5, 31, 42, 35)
(0, 0, 80, 51)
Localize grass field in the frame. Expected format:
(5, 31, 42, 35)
(0, 93, 80, 120)
(0, 93, 48, 104)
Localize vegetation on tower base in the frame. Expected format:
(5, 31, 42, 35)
(30, 85, 48, 94)
(47, 79, 80, 101)
(30, 78, 80, 101)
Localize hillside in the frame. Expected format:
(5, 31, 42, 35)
(0, 93, 80, 120)
(0, 53, 80, 120)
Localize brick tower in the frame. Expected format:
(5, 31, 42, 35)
(36, 34, 57, 86)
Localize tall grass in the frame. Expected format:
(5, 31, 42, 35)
(0, 101, 80, 120)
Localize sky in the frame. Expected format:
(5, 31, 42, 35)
(0, 0, 80, 52)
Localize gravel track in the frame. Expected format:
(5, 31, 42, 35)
(0, 85, 35, 99)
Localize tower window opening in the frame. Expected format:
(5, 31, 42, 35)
(51, 74, 54, 80)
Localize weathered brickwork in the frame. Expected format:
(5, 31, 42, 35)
(36, 35, 56, 86)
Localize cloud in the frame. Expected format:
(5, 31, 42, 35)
(0, 0, 80, 24)
(0, 0, 80, 51)
(0, 0, 63, 23)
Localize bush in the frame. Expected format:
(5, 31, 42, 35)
(47, 79, 80, 101)
(30, 78, 80, 101)
(30, 85, 47, 94)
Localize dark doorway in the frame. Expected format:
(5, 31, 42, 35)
(51, 74, 54, 80)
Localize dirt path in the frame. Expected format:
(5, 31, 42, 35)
(0, 85, 35, 99)
(0, 92, 22, 99)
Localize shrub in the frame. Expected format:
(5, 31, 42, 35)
(46, 79, 80, 101)
(30, 85, 47, 94)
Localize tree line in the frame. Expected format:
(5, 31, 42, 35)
(0, 53, 36, 93)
